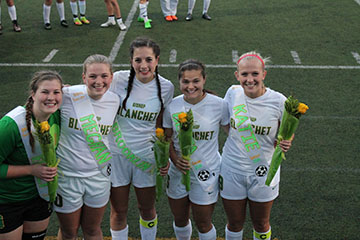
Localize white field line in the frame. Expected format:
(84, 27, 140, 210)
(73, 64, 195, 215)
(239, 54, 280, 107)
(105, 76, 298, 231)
(169, 49, 177, 63)
(108, 0, 140, 62)
(290, 50, 302, 64)
(1, 63, 360, 70)
(351, 51, 360, 64)
(42, 49, 59, 62)
(232, 50, 239, 63)
(355, 0, 360, 6)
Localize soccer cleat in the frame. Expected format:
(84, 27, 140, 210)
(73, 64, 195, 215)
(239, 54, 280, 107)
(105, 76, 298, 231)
(73, 17, 82, 26)
(80, 16, 90, 24)
(60, 20, 69, 27)
(202, 13, 212, 20)
(144, 20, 151, 29)
(44, 23, 52, 30)
(101, 19, 116, 27)
(137, 17, 152, 23)
(171, 15, 178, 21)
(165, 16, 172, 22)
(118, 22, 127, 31)
(12, 20, 21, 32)
(185, 13, 192, 21)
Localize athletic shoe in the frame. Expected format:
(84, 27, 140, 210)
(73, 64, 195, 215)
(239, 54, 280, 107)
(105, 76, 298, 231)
(80, 16, 90, 24)
(44, 23, 52, 30)
(137, 17, 152, 23)
(185, 13, 192, 21)
(73, 17, 82, 26)
(101, 19, 116, 27)
(12, 20, 21, 32)
(0, 24, 3, 35)
(144, 20, 151, 29)
(60, 20, 69, 27)
(165, 16, 172, 22)
(118, 22, 127, 31)
(202, 13, 212, 20)
(171, 15, 178, 21)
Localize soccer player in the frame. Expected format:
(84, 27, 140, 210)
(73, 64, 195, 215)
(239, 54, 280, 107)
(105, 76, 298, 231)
(0, 70, 62, 240)
(185, 0, 212, 21)
(163, 59, 229, 240)
(220, 51, 293, 240)
(54, 54, 120, 239)
(0, 0, 21, 33)
(108, 37, 174, 240)
(100, 0, 126, 31)
(69, 0, 90, 26)
(43, 0, 68, 30)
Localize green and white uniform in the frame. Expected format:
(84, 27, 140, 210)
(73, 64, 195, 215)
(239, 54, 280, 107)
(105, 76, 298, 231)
(163, 93, 229, 205)
(109, 70, 174, 188)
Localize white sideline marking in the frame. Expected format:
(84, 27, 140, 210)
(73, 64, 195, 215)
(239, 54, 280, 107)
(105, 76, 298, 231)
(1, 63, 360, 70)
(355, 0, 360, 6)
(290, 51, 301, 64)
(232, 50, 239, 63)
(351, 51, 360, 64)
(108, 0, 140, 62)
(169, 49, 177, 63)
(42, 49, 59, 62)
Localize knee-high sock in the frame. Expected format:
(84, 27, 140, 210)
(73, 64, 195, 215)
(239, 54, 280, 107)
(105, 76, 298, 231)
(202, 0, 211, 14)
(70, 1, 78, 16)
(43, 4, 51, 23)
(253, 227, 271, 240)
(8, 5, 17, 21)
(56, 2, 65, 21)
(110, 225, 129, 240)
(173, 220, 192, 240)
(187, 0, 195, 14)
(139, 216, 157, 240)
(78, 0, 86, 15)
(225, 225, 243, 240)
(198, 224, 216, 240)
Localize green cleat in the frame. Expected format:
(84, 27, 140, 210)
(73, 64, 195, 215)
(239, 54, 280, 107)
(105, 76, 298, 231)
(138, 17, 152, 23)
(80, 16, 90, 24)
(144, 20, 152, 29)
(73, 17, 82, 26)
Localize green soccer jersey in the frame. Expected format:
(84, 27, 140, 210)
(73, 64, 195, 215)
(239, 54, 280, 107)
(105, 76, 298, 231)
(0, 108, 60, 204)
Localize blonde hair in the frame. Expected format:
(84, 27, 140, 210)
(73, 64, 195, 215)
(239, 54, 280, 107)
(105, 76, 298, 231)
(237, 51, 270, 70)
(83, 54, 113, 75)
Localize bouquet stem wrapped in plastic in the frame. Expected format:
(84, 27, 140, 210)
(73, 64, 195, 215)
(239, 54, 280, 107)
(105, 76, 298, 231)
(177, 109, 194, 191)
(34, 120, 60, 203)
(265, 96, 309, 186)
(153, 128, 170, 201)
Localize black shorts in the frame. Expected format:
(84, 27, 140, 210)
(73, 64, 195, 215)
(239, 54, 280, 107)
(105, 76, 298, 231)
(0, 196, 52, 233)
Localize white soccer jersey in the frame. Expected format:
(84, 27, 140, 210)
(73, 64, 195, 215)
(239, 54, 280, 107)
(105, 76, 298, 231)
(57, 85, 120, 177)
(163, 93, 229, 181)
(109, 70, 174, 160)
(221, 85, 286, 175)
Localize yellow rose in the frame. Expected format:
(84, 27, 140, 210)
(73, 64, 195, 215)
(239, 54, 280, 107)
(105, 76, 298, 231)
(178, 112, 187, 123)
(298, 103, 309, 114)
(155, 128, 164, 138)
(40, 121, 50, 133)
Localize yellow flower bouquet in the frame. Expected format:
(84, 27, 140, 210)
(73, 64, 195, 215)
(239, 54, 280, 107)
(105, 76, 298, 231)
(34, 120, 60, 203)
(177, 109, 194, 191)
(153, 128, 170, 201)
(265, 96, 309, 186)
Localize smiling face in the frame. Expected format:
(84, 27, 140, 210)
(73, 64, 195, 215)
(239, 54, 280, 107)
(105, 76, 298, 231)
(83, 63, 113, 100)
(32, 79, 62, 121)
(235, 58, 267, 98)
(180, 69, 206, 104)
(131, 46, 159, 83)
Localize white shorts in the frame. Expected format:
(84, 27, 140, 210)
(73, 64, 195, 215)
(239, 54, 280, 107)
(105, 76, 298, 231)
(54, 173, 110, 213)
(110, 154, 156, 188)
(166, 169, 219, 205)
(219, 164, 279, 202)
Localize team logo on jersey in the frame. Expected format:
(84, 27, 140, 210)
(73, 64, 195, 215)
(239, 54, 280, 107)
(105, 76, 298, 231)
(255, 165, 268, 177)
(250, 117, 257, 122)
(198, 170, 210, 181)
(97, 116, 101, 121)
(106, 164, 112, 176)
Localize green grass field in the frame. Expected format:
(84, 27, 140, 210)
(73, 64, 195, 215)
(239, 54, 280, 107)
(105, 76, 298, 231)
(1, 0, 360, 239)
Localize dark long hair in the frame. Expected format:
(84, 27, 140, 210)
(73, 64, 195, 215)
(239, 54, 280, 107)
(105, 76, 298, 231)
(122, 37, 164, 110)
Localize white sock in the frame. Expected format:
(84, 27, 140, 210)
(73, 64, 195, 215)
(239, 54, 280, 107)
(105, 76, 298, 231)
(202, 0, 211, 14)
(43, 4, 51, 24)
(78, 0, 86, 15)
(56, 2, 65, 21)
(198, 224, 216, 240)
(139, 216, 157, 240)
(173, 220, 192, 240)
(139, 3, 148, 22)
(253, 227, 271, 240)
(110, 225, 128, 240)
(187, 0, 195, 14)
(8, 5, 17, 21)
(116, 18, 123, 24)
(70, 1, 78, 16)
(225, 225, 243, 240)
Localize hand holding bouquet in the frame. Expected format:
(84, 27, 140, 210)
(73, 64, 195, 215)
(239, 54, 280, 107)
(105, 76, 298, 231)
(153, 128, 170, 201)
(265, 96, 309, 186)
(177, 109, 194, 191)
(34, 120, 60, 203)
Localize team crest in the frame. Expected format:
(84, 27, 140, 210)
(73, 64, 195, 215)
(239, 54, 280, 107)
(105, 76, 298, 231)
(255, 165, 267, 177)
(107, 164, 112, 176)
(198, 170, 210, 181)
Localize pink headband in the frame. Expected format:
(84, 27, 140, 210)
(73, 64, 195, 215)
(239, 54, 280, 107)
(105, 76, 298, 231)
(237, 54, 265, 67)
